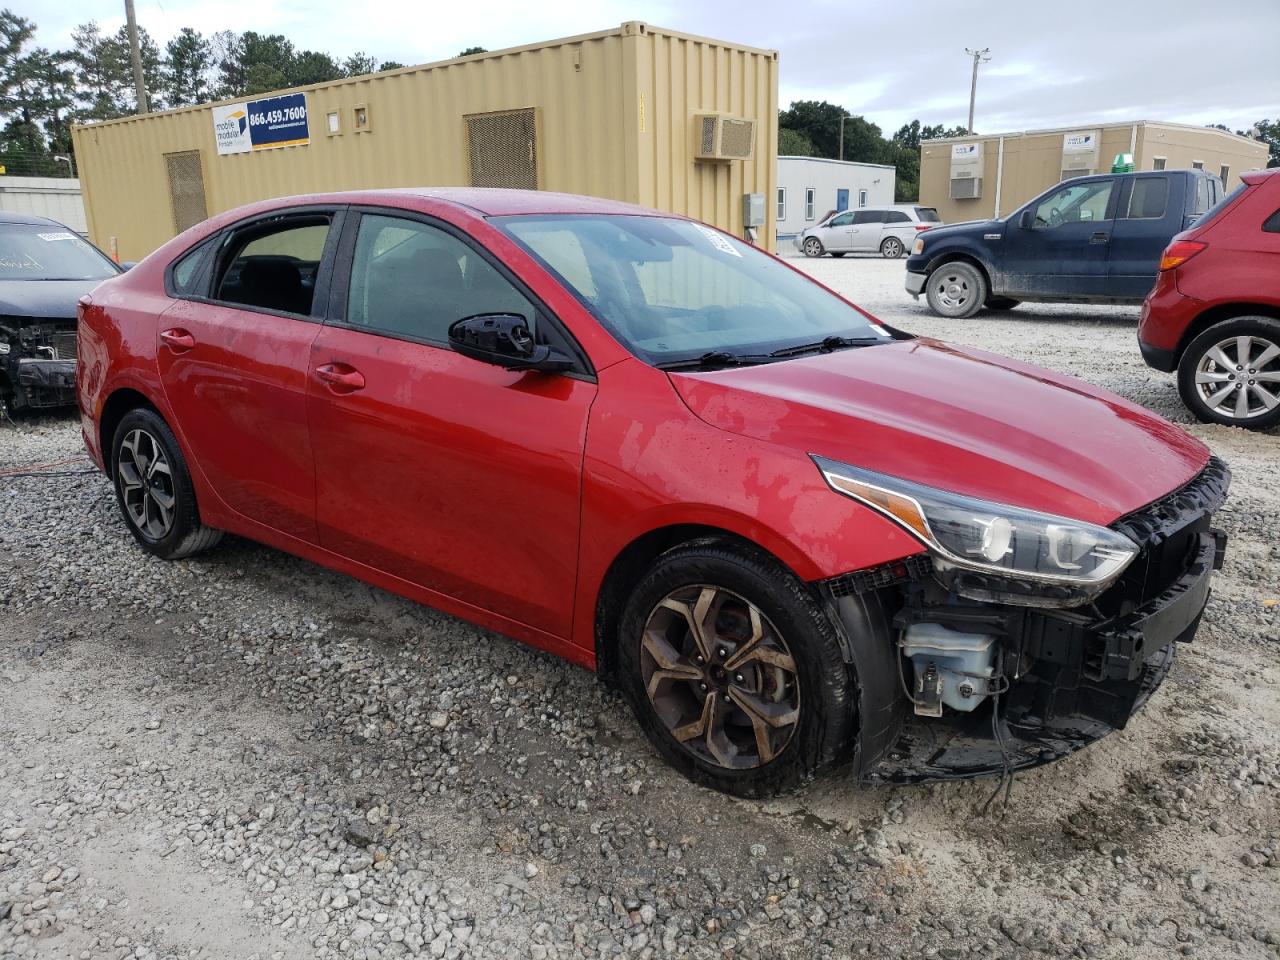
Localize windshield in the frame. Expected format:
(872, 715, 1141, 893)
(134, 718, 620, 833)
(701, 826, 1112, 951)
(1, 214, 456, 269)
(496, 214, 891, 364)
(0, 223, 118, 281)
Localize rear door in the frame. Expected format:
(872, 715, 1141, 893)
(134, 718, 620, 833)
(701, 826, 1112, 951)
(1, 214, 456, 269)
(848, 210, 885, 251)
(1107, 175, 1174, 299)
(1001, 178, 1117, 298)
(156, 208, 343, 542)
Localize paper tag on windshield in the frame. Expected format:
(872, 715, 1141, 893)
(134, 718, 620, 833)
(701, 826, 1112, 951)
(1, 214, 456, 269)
(694, 225, 741, 258)
(37, 231, 76, 242)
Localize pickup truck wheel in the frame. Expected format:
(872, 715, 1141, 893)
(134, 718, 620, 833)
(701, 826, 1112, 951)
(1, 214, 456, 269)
(1177, 317, 1280, 430)
(111, 408, 224, 560)
(802, 237, 825, 258)
(925, 262, 986, 318)
(617, 541, 856, 797)
(984, 297, 1021, 311)
(880, 237, 904, 259)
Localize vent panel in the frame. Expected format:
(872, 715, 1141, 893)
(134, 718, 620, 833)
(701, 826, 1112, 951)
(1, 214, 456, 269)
(465, 108, 538, 191)
(163, 151, 208, 233)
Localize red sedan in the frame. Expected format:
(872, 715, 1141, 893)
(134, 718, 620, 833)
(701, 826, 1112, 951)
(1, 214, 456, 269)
(1139, 167, 1280, 430)
(78, 189, 1229, 796)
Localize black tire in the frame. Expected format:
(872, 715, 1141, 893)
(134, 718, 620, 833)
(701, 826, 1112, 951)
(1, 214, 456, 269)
(924, 261, 987, 319)
(111, 407, 223, 560)
(830, 252, 847, 258)
(1177, 316, 1280, 430)
(617, 540, 856, 797)
(801, 236, 825, 258)
(880, 236, 904, 259)
(984, 297, 1020, 311)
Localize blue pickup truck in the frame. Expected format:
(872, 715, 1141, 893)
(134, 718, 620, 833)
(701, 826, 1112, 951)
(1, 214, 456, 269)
(904, 169, 1224, 318)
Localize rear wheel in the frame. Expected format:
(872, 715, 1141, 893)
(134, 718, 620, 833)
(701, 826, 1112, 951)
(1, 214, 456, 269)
(618, 541, 856, 797)
(1177, 317, 1280, 430)
(802, 237, 825, 258)
(984, 297, 1020, 311)
(880, 236, 904, 259)
(111, 408, 223, 559)
(925, 261, 987, 319)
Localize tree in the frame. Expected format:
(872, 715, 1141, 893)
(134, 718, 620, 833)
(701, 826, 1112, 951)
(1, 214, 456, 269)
(778, 126, 814, 156)
(778, 100, 846, 160)
(379, 60, 406, 71)
(110, 23, 164, 111)
(456, 46, 487, 57)
(69, 21, 130, 120)
(342, 52, 379, 76)
(1246, 119, 1279, 167)
(289, 49, 342, 87)
(162, 27, 212, 106)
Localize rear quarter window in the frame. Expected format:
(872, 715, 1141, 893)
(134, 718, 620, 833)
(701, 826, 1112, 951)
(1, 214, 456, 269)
(1264, 208, 1280, 233)
(914, 207, 941, 222)
(884, 211, 911, 224)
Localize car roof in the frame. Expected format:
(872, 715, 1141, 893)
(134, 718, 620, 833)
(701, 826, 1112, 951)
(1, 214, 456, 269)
(316, 187, 665, 218)
(0, 211, 64, 227)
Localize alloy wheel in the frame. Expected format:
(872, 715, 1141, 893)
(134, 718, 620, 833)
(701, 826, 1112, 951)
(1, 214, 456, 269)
(1194, 335, 1280, 420)
(639, 585, 800, 769)
(882, 237, 903, 258)
(802, 237, 823, 257)
(117, 428, 177, 540)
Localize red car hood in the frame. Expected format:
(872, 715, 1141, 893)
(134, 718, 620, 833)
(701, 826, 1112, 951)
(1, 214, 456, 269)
(671, 338, 1208, 526)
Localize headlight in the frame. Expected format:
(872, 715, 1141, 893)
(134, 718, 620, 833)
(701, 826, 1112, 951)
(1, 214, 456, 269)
(911, 237, 925, 255)
(813, 456, 1138, 606)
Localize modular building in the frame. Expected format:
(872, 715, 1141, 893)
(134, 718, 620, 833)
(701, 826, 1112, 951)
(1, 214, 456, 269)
(71, 22, 778, 261)
(775, 155, 895, 240)
(919, 120, 1269, 223)
(0, 176, 87, 234)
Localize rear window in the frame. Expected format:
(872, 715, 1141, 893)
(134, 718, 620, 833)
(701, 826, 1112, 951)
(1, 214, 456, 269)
(1194, 176, 1211, 215)
(914, 207, 941, 222)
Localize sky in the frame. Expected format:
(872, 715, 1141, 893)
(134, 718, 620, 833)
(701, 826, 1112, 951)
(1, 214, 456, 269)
(13, 0, 1279, 135)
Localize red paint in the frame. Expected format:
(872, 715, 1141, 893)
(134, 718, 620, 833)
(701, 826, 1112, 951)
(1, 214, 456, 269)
(1140, 168, 1280, 355)
(77, 188, 1209, 671)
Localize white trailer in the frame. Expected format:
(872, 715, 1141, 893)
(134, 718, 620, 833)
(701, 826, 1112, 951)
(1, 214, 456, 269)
(775, 156, 895, 242)
(0, 177, 87, 234)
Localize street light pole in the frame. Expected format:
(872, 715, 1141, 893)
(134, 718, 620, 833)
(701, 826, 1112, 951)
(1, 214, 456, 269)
(964, 47, 990, 135)
(124, 0, 149, 114)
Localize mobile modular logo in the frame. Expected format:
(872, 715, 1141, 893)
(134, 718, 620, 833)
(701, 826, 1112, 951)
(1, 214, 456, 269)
(212, 104, 251, 155)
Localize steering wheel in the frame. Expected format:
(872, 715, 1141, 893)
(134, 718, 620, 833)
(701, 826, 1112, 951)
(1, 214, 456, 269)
(1048, 206, 1063, 227)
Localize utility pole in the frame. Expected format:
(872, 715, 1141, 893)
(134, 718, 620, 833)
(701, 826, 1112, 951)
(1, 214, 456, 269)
(838, 116, 850, 161)
(124, 0, 149, 114)
(964, 47, 990, 135)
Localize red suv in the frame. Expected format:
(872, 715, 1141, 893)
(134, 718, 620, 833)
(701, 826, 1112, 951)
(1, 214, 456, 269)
(78, 189, 1229, 796)
(1139, 167, 1280, 429)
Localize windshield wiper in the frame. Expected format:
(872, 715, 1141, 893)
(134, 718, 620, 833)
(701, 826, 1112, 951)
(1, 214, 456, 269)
(768, 335, 884, 359)
(656, 350, 777, 371)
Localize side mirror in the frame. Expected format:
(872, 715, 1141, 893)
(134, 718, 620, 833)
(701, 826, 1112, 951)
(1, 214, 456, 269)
(1018, 210, 1034, 230)
(448, 313, 574, 373)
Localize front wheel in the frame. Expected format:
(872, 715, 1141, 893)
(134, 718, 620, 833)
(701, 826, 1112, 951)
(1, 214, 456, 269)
(1177, 317, 1280, 430)
(111, 408, 223, 559)
(801, 237, 825, 258)
(618, 541, 856, 797)
(880, 236, 904, 259)
(924, 261, 987, 318)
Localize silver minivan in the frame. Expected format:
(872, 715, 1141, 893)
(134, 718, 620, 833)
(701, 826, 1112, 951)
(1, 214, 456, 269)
(796, 205, 942, 259)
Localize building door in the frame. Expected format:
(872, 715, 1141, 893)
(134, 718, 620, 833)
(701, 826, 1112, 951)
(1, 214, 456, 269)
(836, 189, 849, 212)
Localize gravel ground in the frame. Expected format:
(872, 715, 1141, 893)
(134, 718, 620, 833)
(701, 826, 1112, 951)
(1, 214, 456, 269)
(2, 256, 1278, 960)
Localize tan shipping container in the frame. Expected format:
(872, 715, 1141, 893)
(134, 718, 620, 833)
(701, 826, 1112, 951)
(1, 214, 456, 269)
(72, 21, 778, 262)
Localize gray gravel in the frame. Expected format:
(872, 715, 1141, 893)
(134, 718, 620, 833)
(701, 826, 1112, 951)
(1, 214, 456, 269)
(2, 256, 1278, 959)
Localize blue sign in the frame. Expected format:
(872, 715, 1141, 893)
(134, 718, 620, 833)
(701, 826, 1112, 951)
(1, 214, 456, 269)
(247, 93, 309, 151)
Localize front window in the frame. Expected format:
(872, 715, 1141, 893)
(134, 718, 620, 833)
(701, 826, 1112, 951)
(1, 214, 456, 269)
(1030, 180, 1114, 228)
(0, 223, 117, 281)
(497, 214, 893, 366)
(804, 188, 815, 220)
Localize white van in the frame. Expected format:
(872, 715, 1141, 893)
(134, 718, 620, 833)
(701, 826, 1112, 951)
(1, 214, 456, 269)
(796, 205, 942, 259)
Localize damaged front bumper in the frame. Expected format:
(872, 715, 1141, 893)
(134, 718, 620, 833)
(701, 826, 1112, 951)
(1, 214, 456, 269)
(824, 457, 1231, 784)
(0, 318, 78, 411)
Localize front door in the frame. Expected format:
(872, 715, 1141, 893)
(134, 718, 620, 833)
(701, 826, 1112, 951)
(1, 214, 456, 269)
(819, 211, 855, 251)
(1001, 178, 1117, 298)
(156, 209, 342, 542)
(848, 210, 885, 251)
(306, 211, 596, 637)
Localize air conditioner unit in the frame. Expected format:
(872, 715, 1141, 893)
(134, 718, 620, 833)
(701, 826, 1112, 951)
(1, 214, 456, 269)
(694, 114, 755, 161)
(950, 176, 983, 200)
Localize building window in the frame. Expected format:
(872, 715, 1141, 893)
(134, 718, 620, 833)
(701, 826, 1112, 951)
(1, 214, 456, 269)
(326, 111, 341, 135)
(804, 188, 815, 221)
(353, 104, 371, 133)
(858, 189, 868, 208)
(777, 187, 786, 221)
(1152, 156, 1167, 170)
(1191, 160, 1204, 170)
(1219, 164, 1231, 183)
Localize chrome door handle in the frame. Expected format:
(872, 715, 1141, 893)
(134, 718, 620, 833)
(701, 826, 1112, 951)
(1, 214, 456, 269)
(315, 362, 366, 392)
(160, 328, 195, 352)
